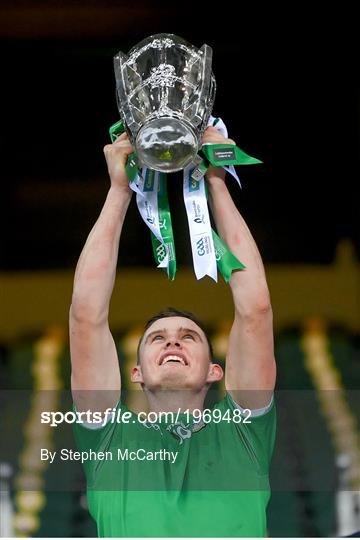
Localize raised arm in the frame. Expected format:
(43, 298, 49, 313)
(203, 127, 276, 410)
(70, 133, 133, 412)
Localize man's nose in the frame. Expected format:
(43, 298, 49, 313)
(166, 338, 181, 348)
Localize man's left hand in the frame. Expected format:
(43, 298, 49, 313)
(201, 126, 236, 182)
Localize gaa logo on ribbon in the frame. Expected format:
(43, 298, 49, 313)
(156, 243, 167, 262)
(196, 237, 206, 256)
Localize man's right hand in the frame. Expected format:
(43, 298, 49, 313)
(103, 132, 134, 193)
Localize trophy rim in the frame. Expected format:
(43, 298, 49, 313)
(126, 33, 201, 58)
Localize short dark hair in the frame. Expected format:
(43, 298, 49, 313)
(137, 307, 214, 363)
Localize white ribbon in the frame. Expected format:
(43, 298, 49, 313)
(182, 116, 241, 281)
(183, 166, 217, 282)
(131, 169, 168, 269)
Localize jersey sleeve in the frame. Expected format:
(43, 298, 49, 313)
(215, 392, 276, 475)
(72, 401, 125, 481)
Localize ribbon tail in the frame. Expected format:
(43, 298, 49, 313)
(224, 165, 242, 188)
(212, 230, 245, 283)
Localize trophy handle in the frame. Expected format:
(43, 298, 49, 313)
(113, 52, 138, 137)
(193, 44, 216, 130)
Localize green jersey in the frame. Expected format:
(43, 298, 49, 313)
(73, 393, 276, 537)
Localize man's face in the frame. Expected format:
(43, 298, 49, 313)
(131, 316, 223, 391)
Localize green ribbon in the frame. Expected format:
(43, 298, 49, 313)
(192, 143, 262, 181)
(150, 173, 176, 281)
(201, 143, 262, 167)
(212, 230, 245, 283)
(203, 181, 246, 283)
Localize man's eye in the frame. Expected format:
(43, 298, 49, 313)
(183, 334, 195, 340)
(152, 335, 164, 341)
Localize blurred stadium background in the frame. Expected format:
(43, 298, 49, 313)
(1, 1, 359, 537)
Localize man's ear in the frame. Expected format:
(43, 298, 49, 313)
(206, 363, 224, 383)
(131, 365, 144, 384)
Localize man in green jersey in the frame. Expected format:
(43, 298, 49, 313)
(70, 127, 277, 537)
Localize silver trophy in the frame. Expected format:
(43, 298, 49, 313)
(113, 33, 216, 173)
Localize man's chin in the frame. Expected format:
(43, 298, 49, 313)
(145, 375, 203, 392)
